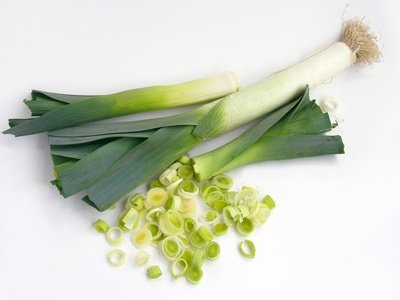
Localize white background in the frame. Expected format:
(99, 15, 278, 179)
(1, 0, 399, 299)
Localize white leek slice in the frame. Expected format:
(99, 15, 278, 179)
(106, 226, 124, 246)
(131, 228, 153, 248)
(134, 250, 151, 266)
(107, 249, 126, 267)
(146, 187, 168, 208)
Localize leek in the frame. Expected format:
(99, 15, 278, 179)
(4, 72, 239, 136)
(193, 19, 380, 139)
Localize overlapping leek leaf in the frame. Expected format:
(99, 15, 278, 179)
(84, 126, 201, 211)
(50, 140, 110, 159)
(54, 137, 143, 197)
(48, 130, 155, 145)
(218, 135, 344, 174)
(48, 101, 217, 138)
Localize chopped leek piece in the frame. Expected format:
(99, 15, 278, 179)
(186, 266, 203, 284)
(197, 226, 214, 242)
(200, 183, 219, 198)
(178, 180, 199, 199)
(179, 198, 198, 218)
(134, 250, 151, 266)
(144, 223, 162, 240)
(165, 195, 182, 210)
(165, 178, 183, 195)
(180, 248, 194, 266)
(147, 265, 163, 279)
(171, 259, 188, 278)
(262, 195, 276, 209)
(236, 218, 255, 236)
(169, 162, 183, 170)
(235, 188, 258, 208)
(177, 165, 194, 179)
(247, 202, 260, 219)
(159, 209, 184, 235)
(206, 242, 220, 260)
(184, 218, 196, 233)
(107, 249, 127, 267)
(106, 226, 124, 246)
(126, 193, 146, 210)
(179, 235, 189, 244)
(212, 174, 234, 190)
(212, 223, 229, 236)
(192, 248, 206, 267)
(159, 168, 177, 186)
(150, 179, 163, 188)
(93, 219, 109, 233)
(161, 236, 183, 260)
(145, 207, 165, 222)
(206, 190, 224, 203)
(224, 206, 241, 223)
(199, 210, 219, 225)
(225, 191, 238, 206)
(121, 208, 140, 230)
(239, 240, 256, 259)
(131, 228, 153, 248)
(236, 204, 250, 221)
(189, 231, 207, 248)
(178, 155, 191, 164)
(253, 203, 271, 225)
(211, 200, 227, 213)
(146, 187, 168, 208)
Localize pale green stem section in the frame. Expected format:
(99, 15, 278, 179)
(193, 42, 355, 139)
(5, 72, 239, 136)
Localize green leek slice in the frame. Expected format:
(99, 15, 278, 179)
(146, 265, 163, 279)
(93, 219, 109, 233)
(262, 195, 276, 209)
(197, 226, 214, 242)
(206, 242, 220, 260)
(186, 266, 203, 284)
(239, 240, 256, 259)
(159, 209, 184, 236)
(161, 236, 183, 260)
(171, 259, 188, 278)
(236, 218, 255, 236)
(189, 231, 207, 248)
(212, 223, 229, 236)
